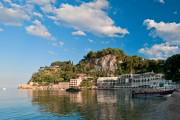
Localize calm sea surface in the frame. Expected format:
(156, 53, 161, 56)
(0, 88, 180, 120)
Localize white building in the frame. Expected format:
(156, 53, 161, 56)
(115, 72, 165, 88)
(69, 78, 83, 88)
(97, 72, 175, 89)
(97, 77, 118, 89)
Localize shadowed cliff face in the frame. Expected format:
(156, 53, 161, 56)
(87, 54, 118, 76)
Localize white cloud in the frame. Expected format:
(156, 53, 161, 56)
(58, 41, 64, 46)
(0, 28, 3, 32)
(0, 0, 55, 26)
(0, 2, 30, 26)
(30, 0, 56, 13)
(33, 12, 43, 18)
(0, 1, 56, 40)
(25, 20, 52, 39)
(139, 43, 179, 59)
(3, 0, 12, 3)
(53, 0, 128, 37)
(48, 50, 56, 55)
(88, 39, 94, 43)
(52, 41, 64, 47)
(0, 0, 129, 38)
(158, 0, 165, 4)
(139, 19, 180, 59)
(72, 30, 86, 36)
(101, 40, 110, 44)
(144, 19, 180, 45)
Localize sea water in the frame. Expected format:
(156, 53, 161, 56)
(0, 88, 180, 120)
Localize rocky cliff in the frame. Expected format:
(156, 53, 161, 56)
(78, 48, 125, 76)
(86, 54, 118, 76)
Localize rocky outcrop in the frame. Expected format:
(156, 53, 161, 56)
(18, 83, 48, 90)
(18, 84, 33, 89)
(86, 54, 118, 76)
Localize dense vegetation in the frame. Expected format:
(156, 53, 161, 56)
(30, 61, 77, 84)
(29, 48, 180, 84)
(80, 78, 94, 88)
(164, 54, 180, 82)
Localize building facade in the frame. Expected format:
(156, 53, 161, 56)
(97, 77, 118, 89)
(69, 78, 83, 88)
(115, 72, 165, 88)
(97, 72, 174, 89)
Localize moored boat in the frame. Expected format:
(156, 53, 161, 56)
(66, 87, 81, 92)
(132, 89, 176, 98)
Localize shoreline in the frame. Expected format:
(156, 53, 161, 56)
(18, 83, 97, 91)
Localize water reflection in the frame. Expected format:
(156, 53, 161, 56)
(28, 90, 166, 120)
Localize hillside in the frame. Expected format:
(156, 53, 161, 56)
(28, 48, 169, 84)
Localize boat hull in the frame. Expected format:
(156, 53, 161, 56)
(132, 89, 175, 98)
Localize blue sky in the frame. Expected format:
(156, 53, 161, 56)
(0, 0, 179, 87)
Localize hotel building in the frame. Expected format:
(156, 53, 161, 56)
(97, 77, 118, 89)
(115, 72, 164, 88)
(97, 72, 174, 89)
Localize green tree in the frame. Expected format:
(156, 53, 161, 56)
(164, 54, 180, 82)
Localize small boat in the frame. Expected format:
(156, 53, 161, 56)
(66, 87, 80, 92)
(132, 89, 176, 98)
